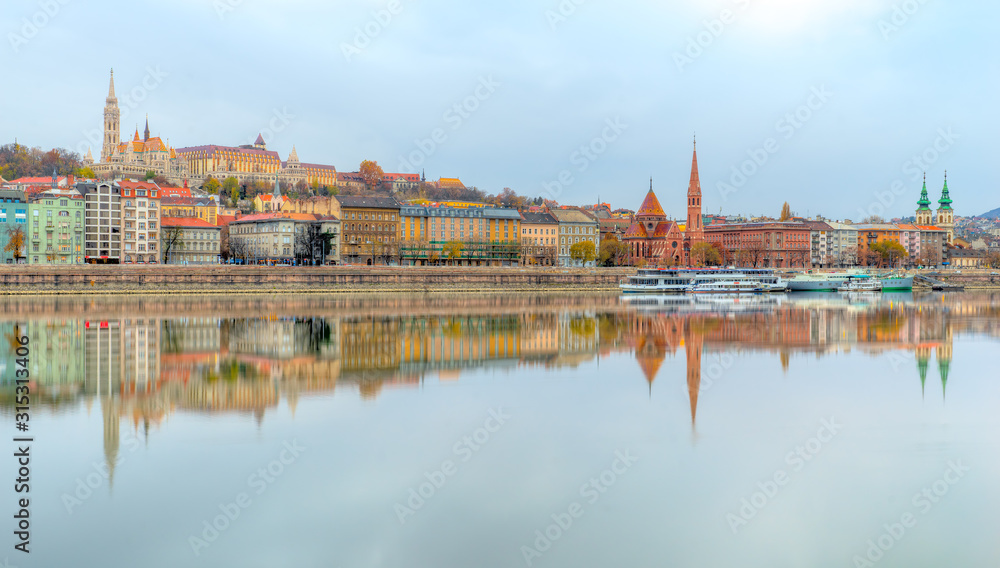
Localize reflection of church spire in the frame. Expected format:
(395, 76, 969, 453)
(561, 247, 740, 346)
(915, 346, 931, 399)
(102, 395, 120, 491)
(936, 344, 952, 402)
(685, 323, 704, 431)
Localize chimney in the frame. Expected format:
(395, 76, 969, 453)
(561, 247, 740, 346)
(67, 175, 75, 186)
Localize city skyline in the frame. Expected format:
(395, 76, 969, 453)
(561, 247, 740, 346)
(2, 1, 997, 220)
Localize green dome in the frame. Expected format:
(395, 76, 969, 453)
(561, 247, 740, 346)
(938, 172, 953, 210)
(916, 176, 931, 211)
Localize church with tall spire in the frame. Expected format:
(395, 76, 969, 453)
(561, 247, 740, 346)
(621, 139, 705, 266)
(914, 172, 955, 245)
(93, 69, 188, 182)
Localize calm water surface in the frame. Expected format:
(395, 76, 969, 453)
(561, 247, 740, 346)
(2, 292, 999, 568)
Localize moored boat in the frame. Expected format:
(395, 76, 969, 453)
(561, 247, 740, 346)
(620, 268, 787, 294)
(837, 277, 883, 292)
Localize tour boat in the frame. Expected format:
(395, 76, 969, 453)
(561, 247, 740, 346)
(685, 280, 766, 294)
(619, 268, 787, 294)
(837, 277, 883, 292)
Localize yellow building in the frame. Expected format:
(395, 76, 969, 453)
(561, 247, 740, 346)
(399, 203, 521, 266)
(161, 195, 217, 226)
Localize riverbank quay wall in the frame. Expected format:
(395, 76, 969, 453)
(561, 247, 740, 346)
(0, 266, 634, 294)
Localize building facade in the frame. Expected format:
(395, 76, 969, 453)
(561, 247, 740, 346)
(336, 195, 402, 265)
(161, 217, 221, 264)
(119, 181, 161, 264)
(520, 211, 559, 266)
(398, 204, 522, 266)
(161, 195, 218, 226)
(27, 189, 86, 265)
(825, 221, 859, 267)
(704, 222, 812, 268)
(79, 181, 122, 263)
(549, 208, 599, 267)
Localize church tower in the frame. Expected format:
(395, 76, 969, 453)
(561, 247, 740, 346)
(684, 138, 705, 263)
(101, 69, 120, 162)
(143, 115, 150, 142)
(936, 172, 954, 244)
(915, 173, 933, 225)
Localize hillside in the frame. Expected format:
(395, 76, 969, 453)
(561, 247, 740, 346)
(981, 207, 1000, 219)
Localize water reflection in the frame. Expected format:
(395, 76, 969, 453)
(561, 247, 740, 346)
(2, 292, 999, 485)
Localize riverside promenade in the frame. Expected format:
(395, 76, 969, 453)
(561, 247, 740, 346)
(0, 265, 634, 294)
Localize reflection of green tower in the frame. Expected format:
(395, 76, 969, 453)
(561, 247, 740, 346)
(936, 344, 952, 401)
(915, 347, 931, 399)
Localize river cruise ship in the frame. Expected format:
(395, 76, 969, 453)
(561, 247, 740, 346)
(786, 270, 913, 292)
(620, 268, 787, 294)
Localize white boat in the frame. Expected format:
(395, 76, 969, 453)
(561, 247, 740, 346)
(787, 270, 912, 292)
(686, 280, 766, 294)
(837, 277, 882, 292)
(620, 268, 787, 294)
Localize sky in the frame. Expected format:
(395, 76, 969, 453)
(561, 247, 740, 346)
(1, 0, 997, 219)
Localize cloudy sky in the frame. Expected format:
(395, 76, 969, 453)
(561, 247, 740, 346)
(2, 0, 997, 219)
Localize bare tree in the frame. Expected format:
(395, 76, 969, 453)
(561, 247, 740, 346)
(162, 227, 183, 263)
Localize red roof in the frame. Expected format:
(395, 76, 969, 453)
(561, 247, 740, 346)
(636, 190, 665, 217)
(160, 217, 219, 228)
(624, 223, 648, 239)
(216, 215, 238, 227)
(159, 185, 191, 198)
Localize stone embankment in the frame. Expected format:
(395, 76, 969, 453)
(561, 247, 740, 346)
(0, 266, 634, 294)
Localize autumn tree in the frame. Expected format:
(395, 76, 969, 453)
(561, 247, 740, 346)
(76, 166, 96, 179)
(599, 240, 630, 267)
(861, 214, 885, 224)
(203, 177, 220, 195)
(779, 202, 792, 221)
(359, 160, 385, 191)
(870, 241, 907, 268)
(444, 241, 464, 264)
(569, 241, 597, 265)
(4, 226, 25, 263)
(690, 241, 721, 266)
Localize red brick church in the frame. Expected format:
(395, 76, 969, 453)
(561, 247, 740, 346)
(623, 141, 705, 266)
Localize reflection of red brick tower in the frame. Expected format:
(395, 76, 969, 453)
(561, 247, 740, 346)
(684, 138, 705, 265)
(684, 321, 703, 428)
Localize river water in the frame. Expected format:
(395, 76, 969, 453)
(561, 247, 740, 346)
(1, 292, 998, 568)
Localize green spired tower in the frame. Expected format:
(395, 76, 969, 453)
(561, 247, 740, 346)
(915, 173, 933, 225)
(936, 171, 954, 244)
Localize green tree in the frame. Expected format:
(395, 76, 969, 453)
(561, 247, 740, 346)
(76, 166, 96, 178)
(144, 170, 157, 181)
(203, 177, 220, 195)
(569, 241, 597, 265)
(222, 177, 239, 198)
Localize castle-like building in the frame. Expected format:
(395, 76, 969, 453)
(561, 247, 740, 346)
(92, 70, 188, 182)
(622, 141, 705, 265)
(90, 70, 337, 189)
(916, 172, 955, 244)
